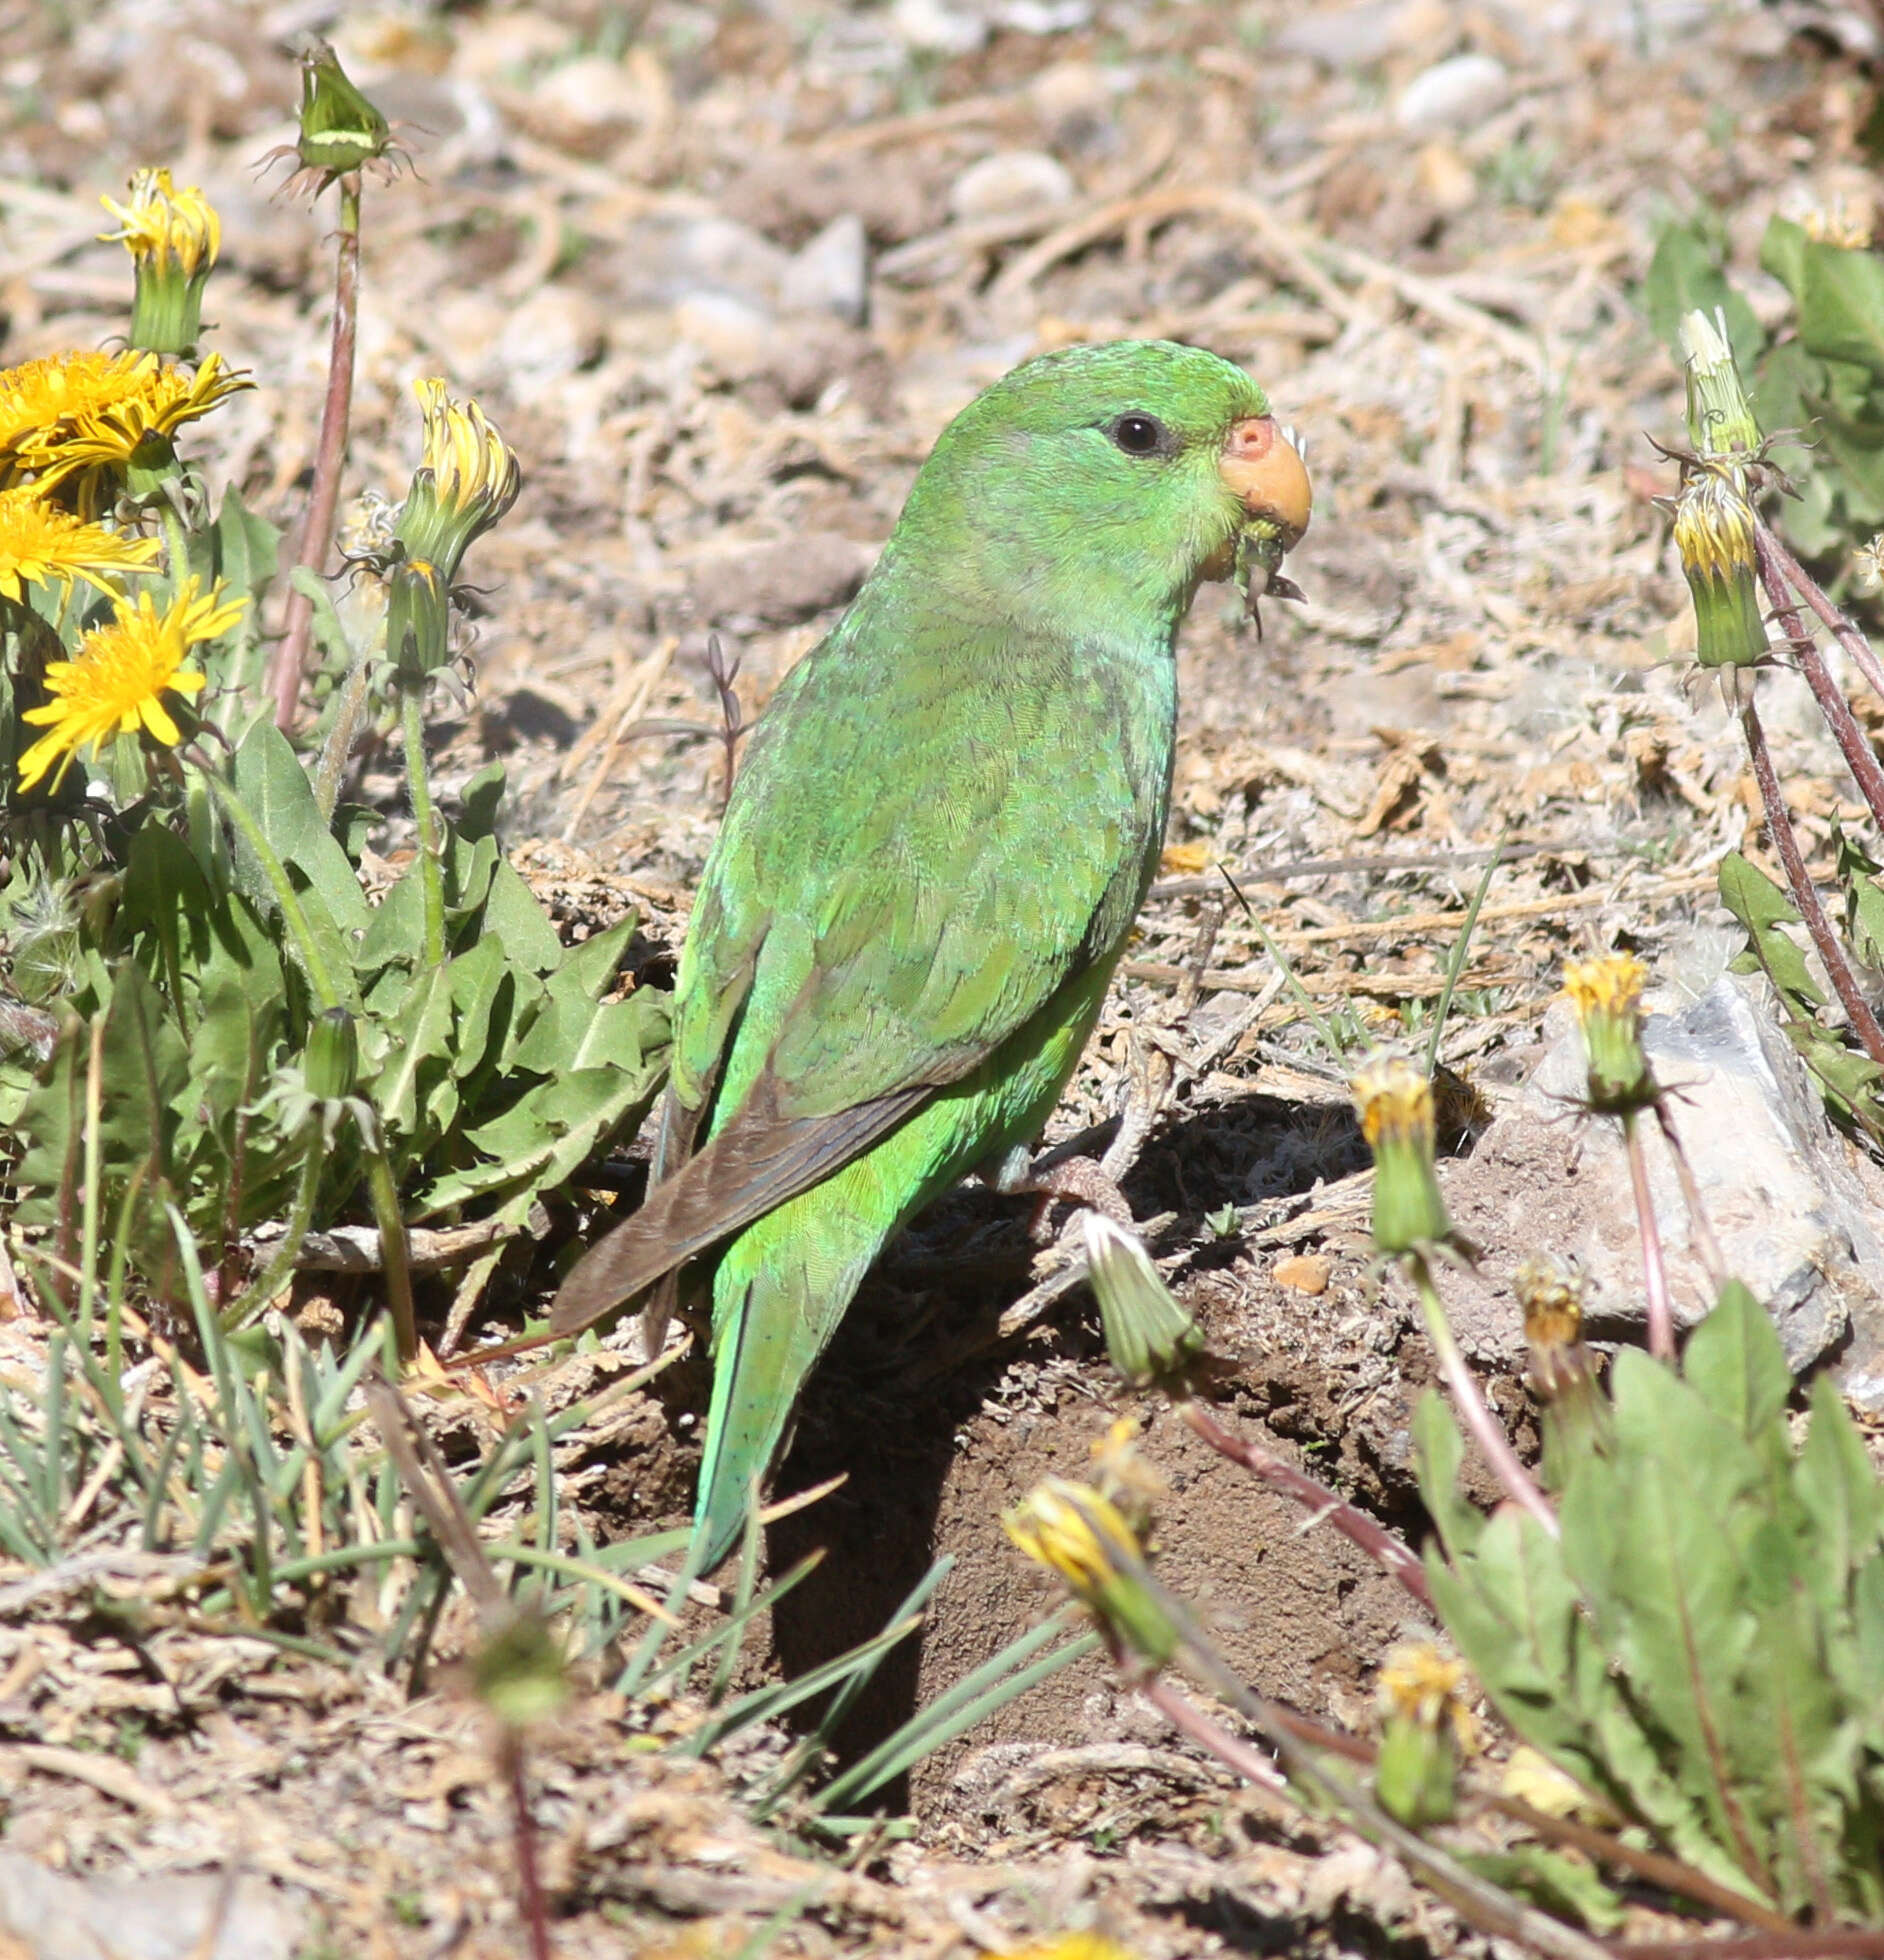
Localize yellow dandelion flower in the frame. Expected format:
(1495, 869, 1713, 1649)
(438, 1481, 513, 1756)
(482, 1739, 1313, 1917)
(98, 168, 222, 355)
(1561, 953, 1654, 1113)
(0, 488, 159, 602)
(1803, 197, 1873, 251)
(17, 576, 242, 792)
(1377, 1641, 1479, 1752)
(1004, 1476, 1179, 1666)
(996, 1939, 1137, 1960)
(0, 350, 252, 515)
(1351, 1054, 1454, 1256)
(99, 168, 221, 279)
(415, 377, 521, 522)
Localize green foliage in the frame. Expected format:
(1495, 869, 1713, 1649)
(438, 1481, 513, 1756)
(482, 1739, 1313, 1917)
(1646, 207, 1884, 557)
(1718, 850, 1884, 1137)
(1418, 1282, 1884, 1921)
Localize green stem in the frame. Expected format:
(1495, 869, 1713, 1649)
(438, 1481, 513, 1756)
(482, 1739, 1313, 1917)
(399, 680, 446, 968)
(199, 770, 341, 1011)
(314, 653, 371, 823)
(1409, 1254, 1558, 1537)
(222, 1138, 323, 1330)
(160, 501, 193, 602)
(363, 1139, 418, 1362)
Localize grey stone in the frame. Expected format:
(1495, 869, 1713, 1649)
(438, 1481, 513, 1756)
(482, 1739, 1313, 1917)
(1440, 975, 1884, 1394)
(782, 213, 869, 326)
(1393, 53, 1510, 133)
(691, 533, 876, 626)
(948, 149, 1077, 224)
(0, 1850, 303, 1960)
(1275, 0, 1417, 66)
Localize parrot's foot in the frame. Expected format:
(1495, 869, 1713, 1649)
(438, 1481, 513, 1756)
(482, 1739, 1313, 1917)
(1018, 1154, 1135, 1243)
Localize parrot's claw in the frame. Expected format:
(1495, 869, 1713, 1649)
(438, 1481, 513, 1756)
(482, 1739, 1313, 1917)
(1018, 1153, 1136, 1243)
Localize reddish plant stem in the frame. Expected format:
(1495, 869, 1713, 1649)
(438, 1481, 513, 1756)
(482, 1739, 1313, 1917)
(1411, 1255, 1560, 1538)
(270, 175, 361, 732)
(1140, 1674, 1287, 1793)
(1179, 1399, 1434, 1612)
(502, 1729, 554, 1960)
(1653, 1098, 1728, 1290)
(1740, 693, 1884, 1070)
(1754, 529, 1884, 834)
(1623, 1115, 1676, 1362)
(1761, 517, 1884, 702)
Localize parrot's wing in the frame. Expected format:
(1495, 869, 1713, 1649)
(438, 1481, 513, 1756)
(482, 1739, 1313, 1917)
(549, 618, 1168, 1338)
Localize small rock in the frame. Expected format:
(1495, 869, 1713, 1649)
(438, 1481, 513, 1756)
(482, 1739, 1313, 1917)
(892, 0, 988, 55)
(0, 1849, 303, 1960)
(673, 291, 775, 379)
(948, 149, 1077, 224)
(663, 215, 792, 309)
(781, 213, 869, 326)
(1273, 1253, 1332, 1296)
(994, 0, 1095, 30)
(693, 534, 875, 626)
(1277, 0, 1446, 66)
(1440, 974, 1884, 1394)
(494, 283, 603, 398)
(1393, 53, 1510, 133)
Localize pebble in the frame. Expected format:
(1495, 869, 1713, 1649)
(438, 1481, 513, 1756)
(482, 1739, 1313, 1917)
(948, 149, 1077, 224)
(781, 212, 869, 326)
(673, 291, 775, 380)
(694, 534, 875, 626)
(495, 284, 603, 400)
(1273, 1254, 1332, 1297)
(891, 0, 988, 55)
(1393, 53, 1510, 133)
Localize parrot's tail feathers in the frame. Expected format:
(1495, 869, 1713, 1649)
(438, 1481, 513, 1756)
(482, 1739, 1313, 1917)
(549, 1079, 931, 1338)
(690, 1274, 779, 1575)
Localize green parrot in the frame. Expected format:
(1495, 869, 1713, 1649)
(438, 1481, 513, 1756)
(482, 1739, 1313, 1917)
(551, 338, 1311, 1571)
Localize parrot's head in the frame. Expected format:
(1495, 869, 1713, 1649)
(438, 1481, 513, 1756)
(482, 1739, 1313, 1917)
(884, 337, 1310, 641)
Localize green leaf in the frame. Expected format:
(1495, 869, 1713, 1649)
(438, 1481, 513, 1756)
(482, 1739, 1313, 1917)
(1795, 1374, 1884, 1613)
(458, 761, 507, 842)
(1456, 1847, 1626, 1934)
(210, 484, 280, 599)
(1759, 215, 1811, 300)
(1644, 216, 1763, 371)
(1796, 240, 1884, 378)
(480, 860, 565, 977)
(1718, 851, 1824, 1012)
(1411, 1389, 1480, 1558)
(557, 912, 638, 1001)
(1683, 1279, 1792, 1450)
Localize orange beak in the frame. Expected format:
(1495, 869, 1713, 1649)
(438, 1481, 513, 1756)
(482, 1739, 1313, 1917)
(1219, 414, 1311, 546)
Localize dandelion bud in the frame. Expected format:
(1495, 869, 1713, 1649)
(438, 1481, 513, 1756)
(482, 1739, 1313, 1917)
(98, 169, 221, 357)
(1004, 1477, 1179, 1669)
(1561, 953, 1655, 1115)
(1679, 308, 1762, 463)
(1673, 467, 1766, 672)
(294, 42, 394, 183)
(303, 1006, 359, 1103)
(1515, 1252, 1610, 1481)
(1082, 1212, 1205, 1389)
(386, 381, 521, 677)
(472, 1609, 571, 1731)
(1375, 1641, 1477, 1827)
(1351, 1054, 1453, 1258)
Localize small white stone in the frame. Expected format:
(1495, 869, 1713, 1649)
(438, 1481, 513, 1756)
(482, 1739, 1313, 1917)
(782, 213, 869, 326)
(948, 149, 1077, 224)
(1393, 52, 1510, 133)
(891, 0, 988, 55)
(673, 292, 774, 378)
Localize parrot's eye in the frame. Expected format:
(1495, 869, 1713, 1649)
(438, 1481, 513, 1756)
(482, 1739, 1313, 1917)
(1107, 413, 1171, 456)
